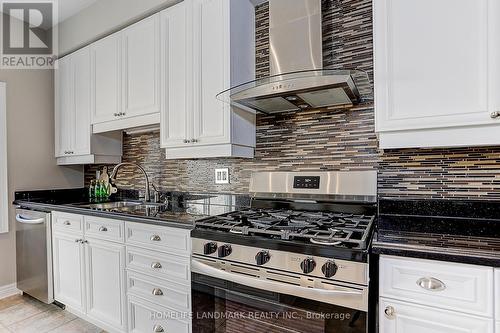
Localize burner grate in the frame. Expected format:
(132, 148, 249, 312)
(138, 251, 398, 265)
(195, 208, 375, 249)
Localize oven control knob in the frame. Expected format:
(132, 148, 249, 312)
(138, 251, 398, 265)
(322, 261, 338, 278)
(255, 250, 271, 265)
(203, 242, 218, 255)
(300, 258, 316, 274)
(218, 244, 232, 258)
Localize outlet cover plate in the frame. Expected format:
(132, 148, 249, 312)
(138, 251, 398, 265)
(215, 168, 230, 184)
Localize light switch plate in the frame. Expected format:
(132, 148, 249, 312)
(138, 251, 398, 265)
(215, 168, 230, 184)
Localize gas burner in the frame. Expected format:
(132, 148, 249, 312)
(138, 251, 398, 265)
(195, 208, 375, 249)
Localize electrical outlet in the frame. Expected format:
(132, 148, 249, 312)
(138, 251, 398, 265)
(215, 168, 230, 184)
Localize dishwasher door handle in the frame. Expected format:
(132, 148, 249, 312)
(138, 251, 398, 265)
(16, 214, 46, 225)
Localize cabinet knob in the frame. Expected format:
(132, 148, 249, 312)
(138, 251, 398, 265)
(384, 306, 395, 319)
(63, 221, 71, 226)
(183, 139, 189, 144)
(191, 139, 198, 143)
(98, 226, 108, 232)
(151, 262, 162, 269)
(153, 324, 164, 333)
(152, 288, 164, 296)
(416, 277, 446, 291)
(75, 239, 81, 243)
(150, 235, 161, 242)
(491, 111, 500, 119)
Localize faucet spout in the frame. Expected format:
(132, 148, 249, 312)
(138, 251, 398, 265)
(110, 162, 151, 202)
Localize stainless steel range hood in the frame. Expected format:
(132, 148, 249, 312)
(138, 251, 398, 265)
(217, 0, 371, 115)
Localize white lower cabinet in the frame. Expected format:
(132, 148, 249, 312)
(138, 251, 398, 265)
(52, 231, 86, 314)
(379, 298, 494, 333)
(85, 238, 127, 332)
(495, 269, 500, 319)
(52, 213, 127, 332)
(379, 255, 496, 333)
(128, 295, 191, 333)
(52, 213, 192, 333)
(125, 221, 191, 333)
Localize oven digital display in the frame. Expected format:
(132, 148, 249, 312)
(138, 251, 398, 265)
(293, 176, 320, 189)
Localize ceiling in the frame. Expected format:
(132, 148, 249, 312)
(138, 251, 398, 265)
(58, 0, 99, 23)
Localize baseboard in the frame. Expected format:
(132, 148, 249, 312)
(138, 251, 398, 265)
(0, 283, 22, 300)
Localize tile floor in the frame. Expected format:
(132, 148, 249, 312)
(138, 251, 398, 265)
(0, 294, 105, 333)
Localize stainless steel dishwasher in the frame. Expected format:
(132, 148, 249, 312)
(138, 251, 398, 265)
(15, 208, 54, 304)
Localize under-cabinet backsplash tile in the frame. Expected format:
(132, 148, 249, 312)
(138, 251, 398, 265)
(85, 0, 500, 200)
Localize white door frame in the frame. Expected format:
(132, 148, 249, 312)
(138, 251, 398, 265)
(0, 82, 8, 233)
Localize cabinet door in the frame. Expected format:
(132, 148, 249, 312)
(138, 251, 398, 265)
(160, 3, 189, 148)
(375, 0, 497, 132)
(52, 232, 85, 313)
(55, 57, 72, 157)
(495, 269, 500, 319)
(71, 48, 91, 156)
(189, 0, 230, 145)
(91, 33, 121, 124)
(85, 238, 127, 332)
(379, 298, 494, 333)
(122, 14, 160, 119)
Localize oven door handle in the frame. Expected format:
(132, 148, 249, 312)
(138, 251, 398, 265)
(192, 259, 364, 298)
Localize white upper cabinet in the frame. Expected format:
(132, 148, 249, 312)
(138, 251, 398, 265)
(161, 0, 256, 159)
(72, 49, 92, 156)
(374, 0, 500, 149)
(91, 34, 121, 125)
(91, 15, 161, 134)
(160, 3, 189, 148)
(55, 56, 72, 158)
(190, 0, 230, 146)
(122, 14, 161, 119)
(55, 47, 122, 165)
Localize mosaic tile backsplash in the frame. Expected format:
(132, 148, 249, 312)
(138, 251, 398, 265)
(85, 0, 500, 200)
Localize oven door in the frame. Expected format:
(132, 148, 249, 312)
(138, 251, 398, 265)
(191, 259, 367, 333)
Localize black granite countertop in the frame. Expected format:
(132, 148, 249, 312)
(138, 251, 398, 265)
(14, 188, 250, 230)
(372, 198, 500, 267)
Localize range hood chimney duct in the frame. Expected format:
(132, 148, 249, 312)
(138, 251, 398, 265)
(269, 0, 322, 75)
(217, 0, 370, 114)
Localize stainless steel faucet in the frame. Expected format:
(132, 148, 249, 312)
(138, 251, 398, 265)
(109, 162, 151, 202)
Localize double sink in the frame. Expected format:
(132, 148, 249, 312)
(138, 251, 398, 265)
(72, 200, 167, 212)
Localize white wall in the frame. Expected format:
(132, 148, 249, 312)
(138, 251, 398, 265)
(0, 69, 83, 287)
(58, 0, 180, 55)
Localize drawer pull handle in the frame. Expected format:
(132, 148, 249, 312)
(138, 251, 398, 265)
(490, 111, 500, 119)
(384, 306, 395, 319)
(99, 226, 108, 232)
(152, 288, 164, 296)
(63, 221, 71, 226)
(416, 277, 446, 291)
(153, 324, 164, 333)
(151, 262, 162, 269)
(150, 235, 161, 242)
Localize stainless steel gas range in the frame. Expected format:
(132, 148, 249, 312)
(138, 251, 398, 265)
(191, 171, 377, 333)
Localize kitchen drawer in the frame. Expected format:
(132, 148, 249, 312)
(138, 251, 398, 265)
(84, 216, 125, 242)
(379, 298, 494, 333)
(125, 222, 190, 255)
(126, 246, 190, 286)
(52, 212, 83, 235)
(495, 269, 500, 319)
(128, 295, 190, 333)
(127, 271, 190, 312)
(380, 255, 494, 317)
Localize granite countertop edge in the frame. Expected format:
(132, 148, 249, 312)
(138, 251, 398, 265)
(372, 234, 500, 267)
(14, 200, 196, 230)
